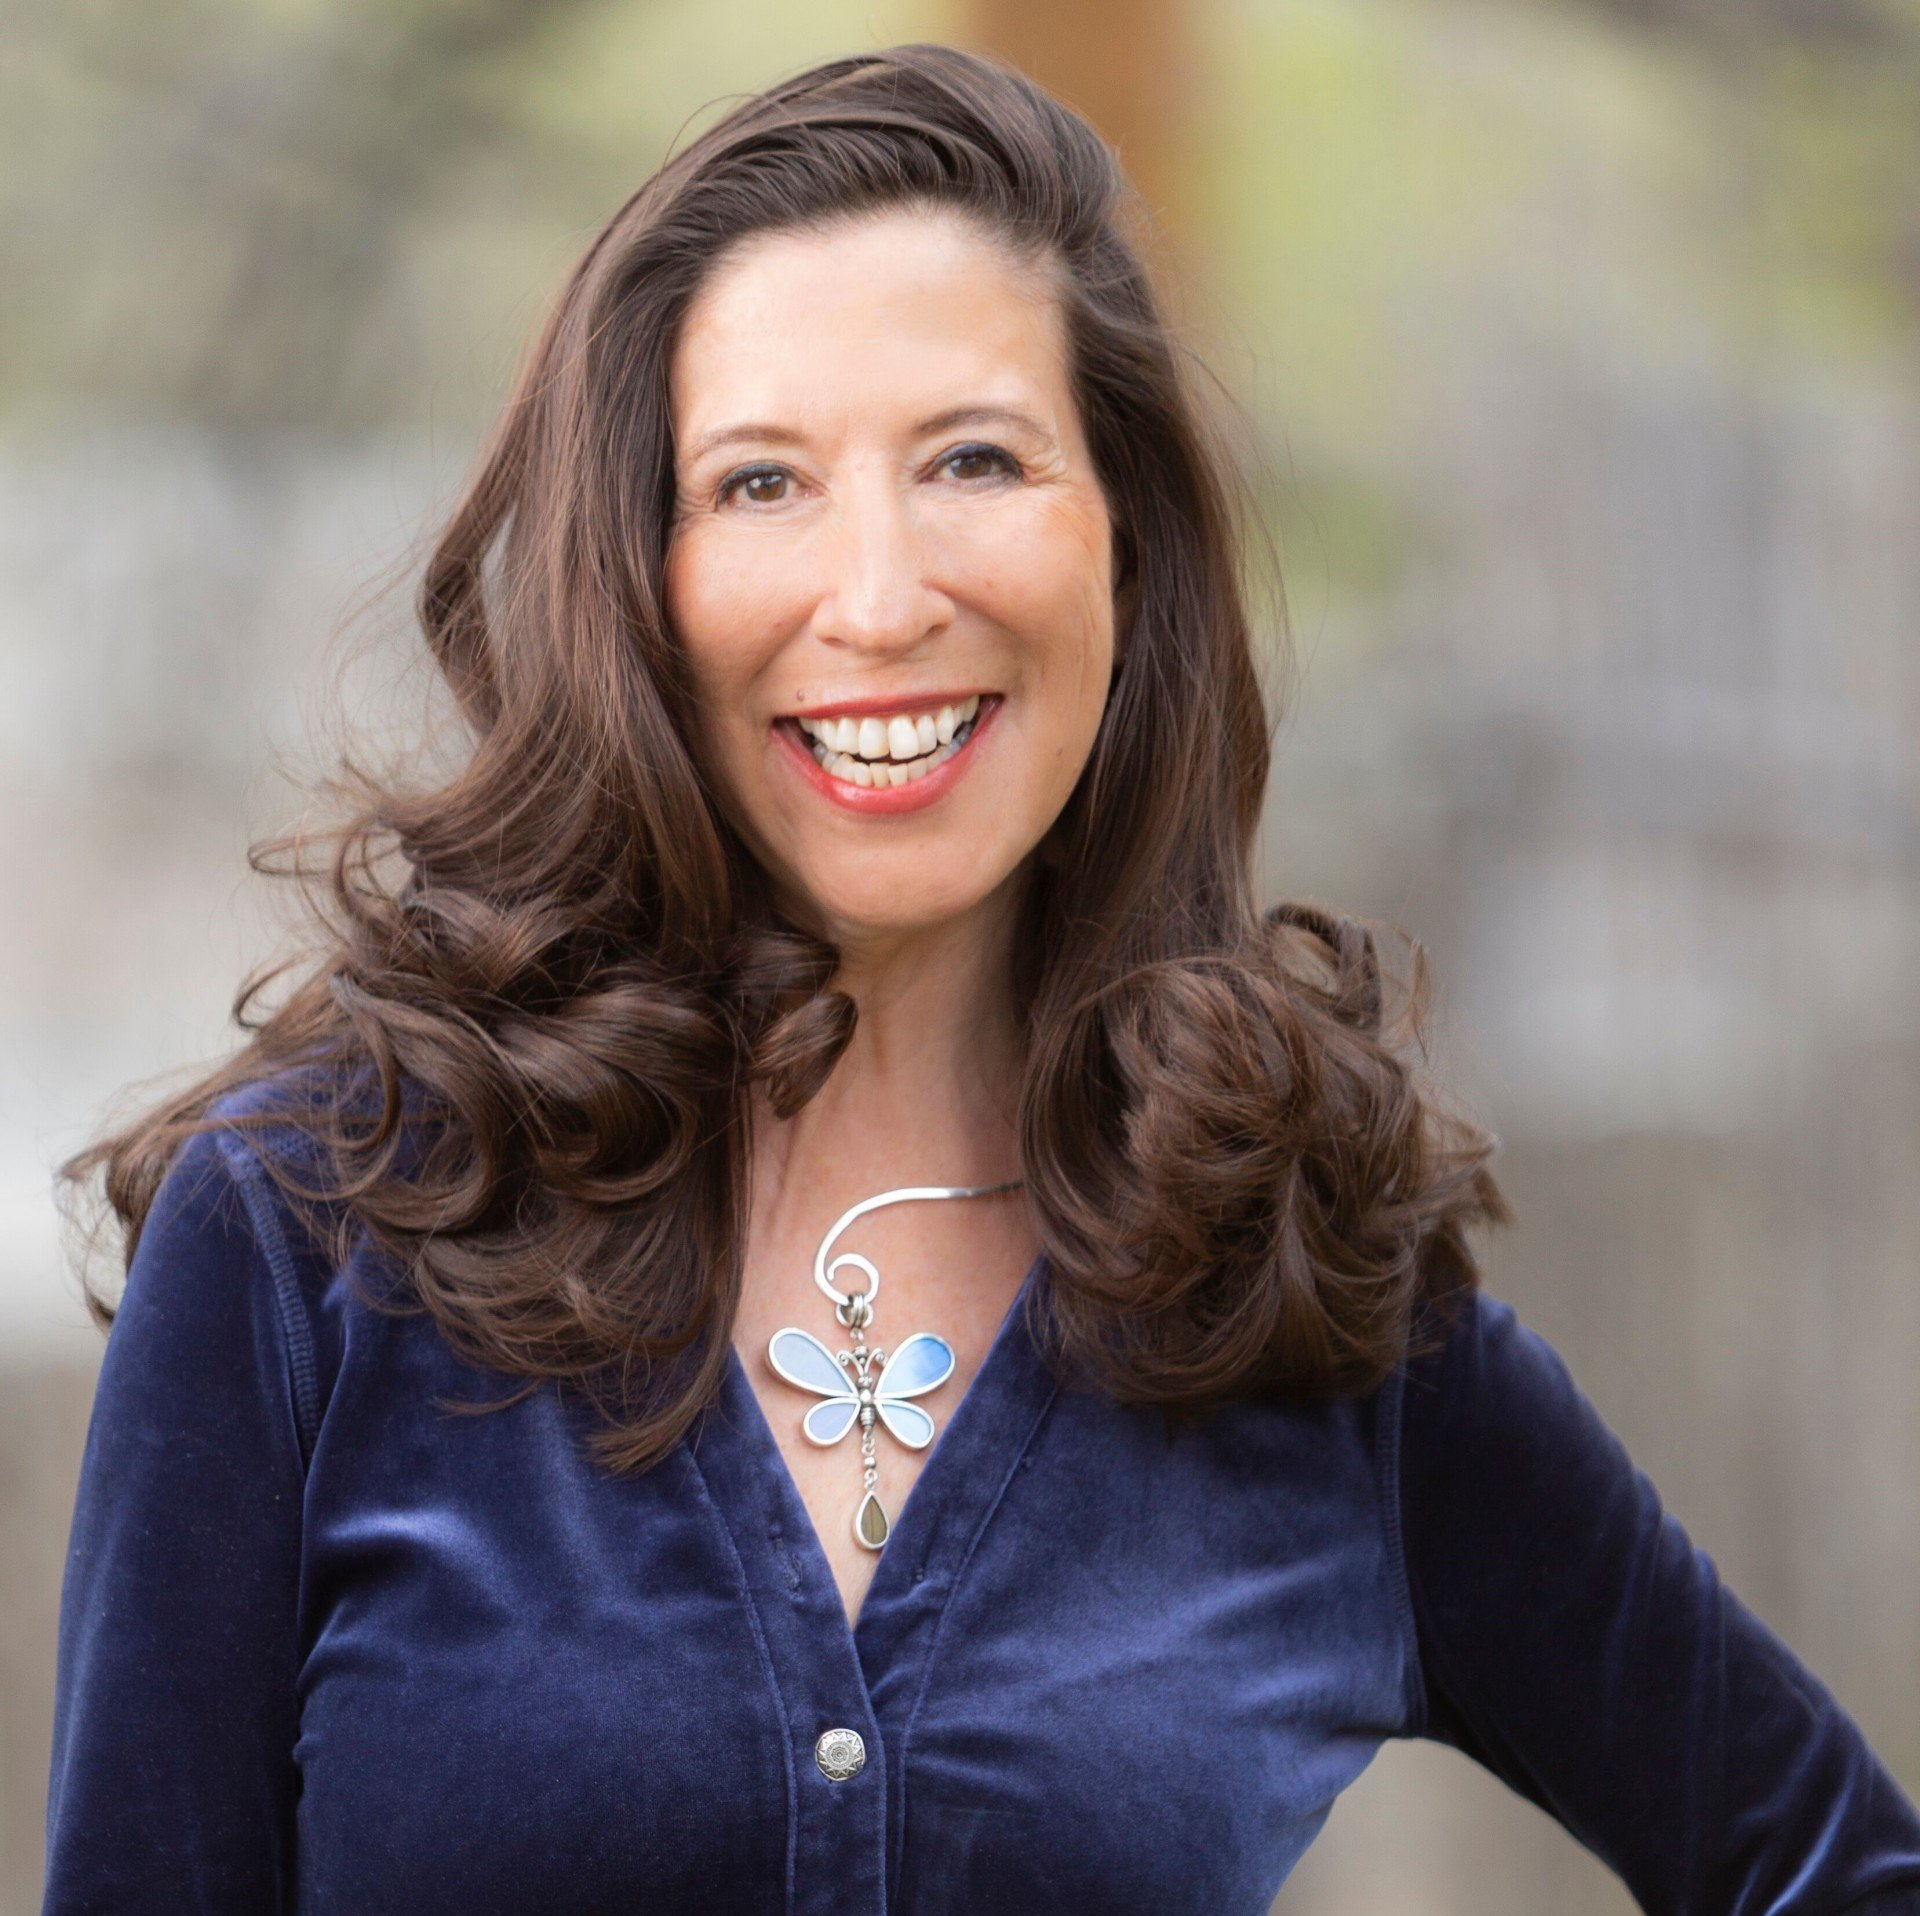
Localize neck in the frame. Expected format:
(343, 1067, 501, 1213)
(755, 877, 1026, 1195)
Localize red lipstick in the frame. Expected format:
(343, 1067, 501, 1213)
(772, 695, 1001, 816)
(785, 689, 997, 721)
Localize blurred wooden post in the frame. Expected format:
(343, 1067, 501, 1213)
(960, 0, 1197, 309)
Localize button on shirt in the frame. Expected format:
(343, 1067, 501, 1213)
(42, 1083, 1920, 1914)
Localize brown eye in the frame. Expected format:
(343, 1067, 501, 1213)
(939, 444, 1018, 483)
(719, 466, 789, 506)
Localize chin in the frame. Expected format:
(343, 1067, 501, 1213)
(822, 894, 991, 942)
(793, 868, 1011, 944)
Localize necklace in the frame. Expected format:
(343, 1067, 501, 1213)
(765, 1180, 1023, 1553)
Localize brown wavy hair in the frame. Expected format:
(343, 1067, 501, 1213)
(60, 42, 1510, 1472)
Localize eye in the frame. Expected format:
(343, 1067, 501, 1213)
(935, 442, 1021, 484)
(716, 464, 792, 507)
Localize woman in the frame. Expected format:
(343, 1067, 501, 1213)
(44, 42, 1920, 1916)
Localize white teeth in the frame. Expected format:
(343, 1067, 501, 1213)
(810, 737, 962, 786)
(801, 700, 986, 753)
(798, 697, 986, 782)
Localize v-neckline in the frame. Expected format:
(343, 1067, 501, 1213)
(686, 1247, 1059, 1912)
(716, 1245, 1052, 1644)
(667, 1252, 1056, 1914)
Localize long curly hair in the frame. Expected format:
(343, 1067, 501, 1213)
(60, 42, 1510, 1473)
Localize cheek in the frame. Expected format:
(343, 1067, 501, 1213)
(663, 527, 798, 713)
(954, 494, 1114, 711)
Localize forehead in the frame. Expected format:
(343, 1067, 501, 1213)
(669, 208, 1071, 433)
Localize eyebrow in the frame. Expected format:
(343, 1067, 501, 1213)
(682, 404, 1053, 464)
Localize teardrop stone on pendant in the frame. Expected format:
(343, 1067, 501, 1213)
(853, 1489, 891, 1551)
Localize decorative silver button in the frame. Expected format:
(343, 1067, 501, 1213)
(814, 1727, 866, 1782)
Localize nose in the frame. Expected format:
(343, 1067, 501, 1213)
(809, 471, 953, 656)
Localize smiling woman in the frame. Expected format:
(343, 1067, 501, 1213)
(44, 39, 1920, 1916)
(664, 208, 1115, 918)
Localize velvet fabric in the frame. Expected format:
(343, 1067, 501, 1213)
(44, 1081, 1920, 1913)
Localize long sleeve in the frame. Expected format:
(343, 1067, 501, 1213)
(1396, 1287, 1920, 1914)
(44, 1124, 311, 1913)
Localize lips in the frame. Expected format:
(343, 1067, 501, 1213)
(772, 694, 1002, 815)
(793, 695, 981, 787)
(785, 689, 996, 722)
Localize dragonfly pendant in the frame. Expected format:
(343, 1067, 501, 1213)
(766, 1326, 956, 1551)
(765, 1180, 1021, 1554)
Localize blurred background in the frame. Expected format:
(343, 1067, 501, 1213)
(3, 0, 1917, 1909)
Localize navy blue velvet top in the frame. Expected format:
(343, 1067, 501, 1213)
(44, 1084, 1920, 1914)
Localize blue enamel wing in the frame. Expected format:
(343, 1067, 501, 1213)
(766, 1328, 956, 1450)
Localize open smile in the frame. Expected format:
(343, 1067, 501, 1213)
(772, 693, 1001, 815)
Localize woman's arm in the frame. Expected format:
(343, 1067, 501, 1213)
(43, 1123, 310, 1913)
(1395, 1287, 1920, 1915)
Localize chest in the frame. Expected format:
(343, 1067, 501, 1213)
(728, 1189, 1040, 1631)
(287, 1285, 1415, 1915)
(730, 1281, 1024, 1631)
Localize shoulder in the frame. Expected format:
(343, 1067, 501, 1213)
(1382, 1285, 1650, 1559)
(1393, 1286, 1624, 1485)
(1385, 1284, 1667, 1670)
(121, 1067, 385, 1472)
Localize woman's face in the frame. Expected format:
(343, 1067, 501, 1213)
(664, 207, 1116, 947)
